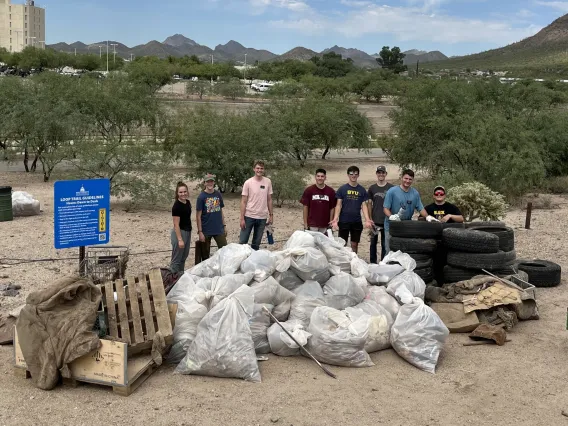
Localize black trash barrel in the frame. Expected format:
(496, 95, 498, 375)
(0, 186, 13, 222)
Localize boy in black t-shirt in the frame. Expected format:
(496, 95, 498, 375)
(424, 186, 464, 223)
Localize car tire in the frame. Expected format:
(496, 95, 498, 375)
(442, 265, 482, 283)
(515, 259, 562, 288)
(468, 226, 515, 252)
(389, 221, 442, 239)
(390, 237, 438, 254)
(442, 228, 500, 253)
(415, 267, 434, 283)
(465, 221, 505, 229)
(414, 257, 433, 269)
(447, 250, 516, 271)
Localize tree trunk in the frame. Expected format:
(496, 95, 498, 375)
(31, 154, 39, 172)
(23, 147, 30, 172)
(322, 146, 330, 160)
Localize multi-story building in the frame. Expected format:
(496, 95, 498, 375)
(0, 0, 45, 53)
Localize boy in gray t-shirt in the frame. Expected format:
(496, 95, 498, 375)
(367, 165, 394, 262)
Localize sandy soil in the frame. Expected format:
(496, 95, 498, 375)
(1, 160, 567, 426)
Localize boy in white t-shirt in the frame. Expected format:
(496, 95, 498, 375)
(239, 160, 273, 250)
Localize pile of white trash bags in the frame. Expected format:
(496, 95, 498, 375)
(167, 231, 449, 382)
(12, 191, 41, 217)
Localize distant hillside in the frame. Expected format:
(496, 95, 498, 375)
(322, 45, 378, 68)
(404, 50, 447, 65)
(277, 47, 319, 61)
(426, 14, 568, 70)
(214, 40, 277, 64)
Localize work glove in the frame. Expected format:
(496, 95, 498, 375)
(426, 215, 439, 223)
(389, 214, 401, 222)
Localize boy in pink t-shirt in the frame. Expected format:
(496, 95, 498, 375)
(239, 160, 273, 250)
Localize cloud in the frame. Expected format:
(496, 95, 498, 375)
(339, 0, 372, 7)
(534, 1, 568, 12)
(271, 4, 541, 46)
(249, 0, 311, 12)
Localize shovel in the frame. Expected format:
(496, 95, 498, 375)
(262, 306, 337, 380)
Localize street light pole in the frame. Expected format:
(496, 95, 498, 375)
(99, 45, 103, 58)
(210, 54, 214, 85)
(111, 43, 118, 65)
(106, 41, 109, 73)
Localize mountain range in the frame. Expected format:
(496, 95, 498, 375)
(46, 34, 447, 68)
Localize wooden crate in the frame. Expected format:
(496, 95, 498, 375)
(14, 331, 157, 397)
(100, 269, 173, 356)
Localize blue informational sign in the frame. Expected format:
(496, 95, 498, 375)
(54, 178, 110, 249)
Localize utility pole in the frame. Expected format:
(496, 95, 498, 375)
(130, 53, 134, 62)
(244, 53, 247, 83)
(99, 45, 103, 58)
(416, 60, 419, 77)
(210, 54, 214, 85)
(74, 47, 77, 56)
(111, 43, 118, 65)
(106, 40, 109, 73)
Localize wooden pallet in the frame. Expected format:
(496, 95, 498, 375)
(99, 269, 173, 356)
(14, 333, 158, 396)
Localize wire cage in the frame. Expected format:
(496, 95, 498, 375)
(81, 246, 129, 284)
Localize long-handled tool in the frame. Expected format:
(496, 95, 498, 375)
(262, 306, 337, 380)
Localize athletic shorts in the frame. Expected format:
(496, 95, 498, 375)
(338, 221, 363, 244)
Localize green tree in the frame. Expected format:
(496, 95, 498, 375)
(214, 78, 246, 100)
(310, 52, 356, 78)
(127, 59, 173, 92)
(376, 46, 407, 74)
(362, 80, 390, 102)
(186, 79, 211, 100)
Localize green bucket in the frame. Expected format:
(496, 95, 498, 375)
(0, 186, 13, 222)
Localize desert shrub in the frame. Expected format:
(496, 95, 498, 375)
(447, 182, 508, 222)
(542, 176, 568, 194)
(270, 167, 309, 207)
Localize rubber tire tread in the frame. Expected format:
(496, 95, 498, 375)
(442, 228, 499, 253)
(515, 259, 561, 287)
(415, 267, 434, 283)
(464, 221, 505, 229)
(468, 226, 515, 252)
(415, 257, 433, 269)
(447, 250, 516, 271)
(442, 265, 482, 283)
(441, 223, 465, 231)
(389, 237, 437, 254)
(389, 221, 442, 239)
(408, 253, 432, 262)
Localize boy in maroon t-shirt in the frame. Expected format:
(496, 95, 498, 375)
(300, 169, 337, 233)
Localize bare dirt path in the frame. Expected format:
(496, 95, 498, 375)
(0, 164, 567, 426)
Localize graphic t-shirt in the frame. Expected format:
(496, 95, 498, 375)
(383, 186, 424, 231)
(425, 202, 462, 223)
(197, 190, 225, 236)
(368, 182, 394, 225)
(172, 199, 192, 232)
(242, 177, 273, 219)
(300, 185, 337, 228)
(336, 184, 368, 224)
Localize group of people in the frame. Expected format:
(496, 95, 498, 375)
(169, 161, 464, 273)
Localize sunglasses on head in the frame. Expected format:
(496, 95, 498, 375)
(434, 191, 445, 196)
(348, 172, 359, 176)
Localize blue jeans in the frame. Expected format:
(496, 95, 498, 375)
(239, 216, 267, 250)
(370, 224, 387, 264)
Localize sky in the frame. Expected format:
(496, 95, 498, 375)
(36, 0, 568, 56)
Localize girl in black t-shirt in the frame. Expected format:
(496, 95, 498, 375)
(170, 182, 192, 273)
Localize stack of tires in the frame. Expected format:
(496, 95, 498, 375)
(388, 221, 464, 284)
(442, 222, 517, 283)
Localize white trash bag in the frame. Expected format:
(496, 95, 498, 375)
(250, 277, 295, 321)
(250, 303, 274, 354)
(306, 306, 374, 368)
(307, 231, 353, 273)
(241, 250, 277, 282)
(284, 231, 316, 249)
(289, 280, 326, 328)
(277, 247, 330, 284)
(166, 274, 208, 364)
(350, 256, 369, 278)
(365, 286, 400, 320)
(217, 243, 253, 275)
(345, 300, 393, 353)
(272, 269, 304, 291)
(367, 264, 405, 285)
(176, 285, 261, 382)
(386, 271, 426, 301)
(390, 296, 449, 374)
(381, 251, 417, 272)
(323, 273, 366, 311)
(187, 254, 220, 278)
(199, 272, 254, 310)
(267, 319, 312, 357)
(12, 191, 41, 217)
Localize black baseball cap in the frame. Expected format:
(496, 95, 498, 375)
(376, 165, 387, 173)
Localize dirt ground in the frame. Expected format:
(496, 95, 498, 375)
(1, 159, 567, 426)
